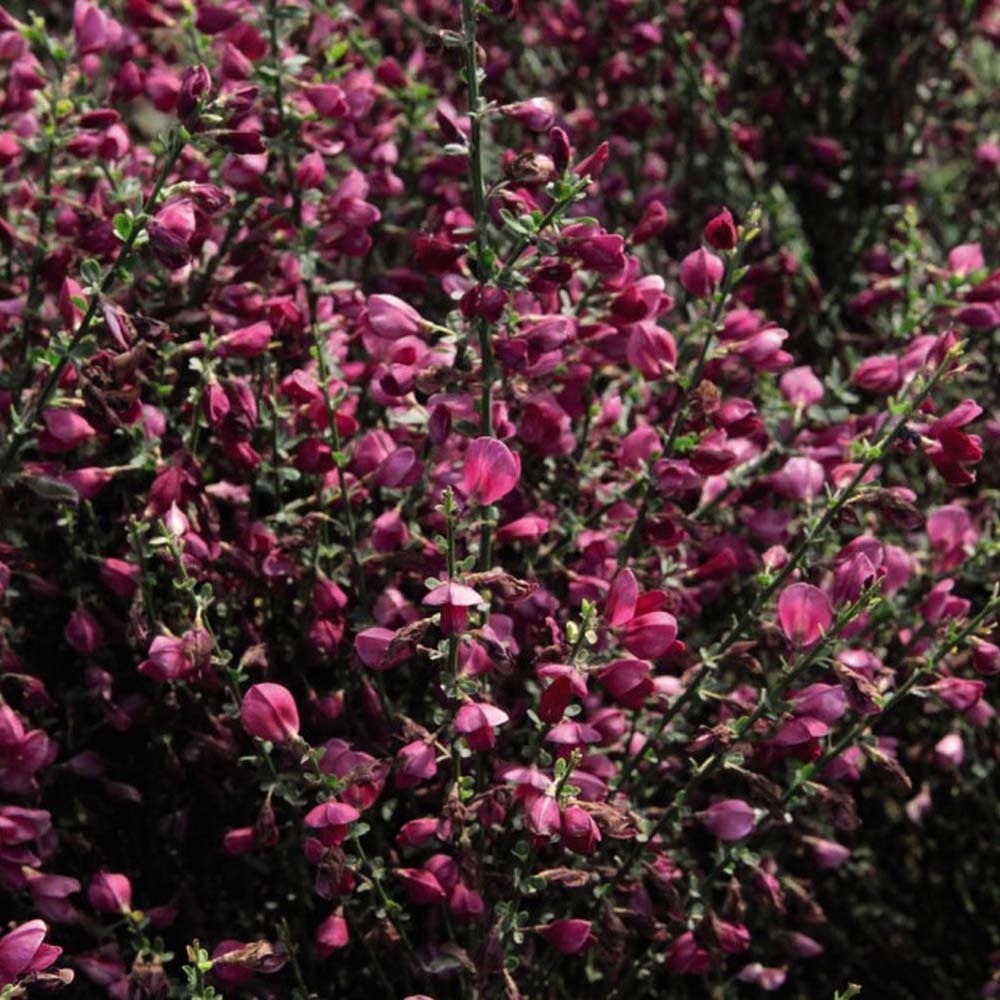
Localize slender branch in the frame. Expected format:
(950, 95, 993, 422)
(608, 591, 870, 885)
(784, 589, 1000, 804)
(613, 343, 961, 791)
(0, 131, 187, 479)
(617, 215, 755, 568)
(308, 293, 366, 607)
(267, 0, 302, 225)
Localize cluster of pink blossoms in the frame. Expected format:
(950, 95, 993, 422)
(0, 1, 998, 998)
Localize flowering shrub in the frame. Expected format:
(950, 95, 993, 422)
(0, 1, 999, 998)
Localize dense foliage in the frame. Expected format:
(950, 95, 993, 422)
(0, 1, 998, 997)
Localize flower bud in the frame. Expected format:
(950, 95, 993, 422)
(240, 683, 300, 743)
(538, 919, 592, 954)
(704, 207, 737, 250)
(178, 64, 211, 119)
(699, 798, 755, 841)
(680, 247, 724, 297)
(87, 872, 132, 914)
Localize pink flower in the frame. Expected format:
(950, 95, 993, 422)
(926, 398, 984, 486)
(0, 920, 62, 987)
(854, 355, 902, 393)
(704, 207, 737, 250)
(680, 247, 724, 297)
(934, 732, 964, 768)
(354, 627, 410, 671)
(538, 919, 592, 954)
(807, 836, 851, 869)
(947, 243, 984, 276)
(396, 740, 437, 789)
(367, 294, 423, 339)
(454, 702, 509, 751)
(214, 321, 274, 359)
(526, 792, 562, 839)
(304, 800, 360, 846)
(626, 322, 677, 378)
(296, 151, 326, 190)
(460, 437, 521, 505)
(633, 199, 668, 244)
(178, 64, 211, 118)
(597, 659, 653, 709)
(65, 608, 104, 656)
(562, 804, 601, 854)
(604, 569, 639, 627)
(500, 97, 556, 131)
(396, 868, 447, 905)
(422, 581, 483, 634)
(666, 931, 711, 973)
(87, 871, 132, 914)
(774, 456, 825, 500)
(621, 611, 678, 659)
(38, 409, 96, 452)
(699, 798, 755, 841)
(972, 640, 1000, 677)
(316, 911, 349, 957)
(240, 684, 300, 743)
(777, 583, 833, 647)
(779, 365, 824, 406)
(302, 83, 348, 118)
(930, 677, 985, 711)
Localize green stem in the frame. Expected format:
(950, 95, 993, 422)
(309, 303, 366, 606)
(18, 114, 57, 390)
(267, 0, 302, 225)
(609, 593, 865, 884)
(617, 225, 748, 569)
(612, 344, 959, 792)
(785, 590, 1000, 803)
(0, 131, 186, 479)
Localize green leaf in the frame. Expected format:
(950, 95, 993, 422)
(23, 475, 79, 502)
(113, 213, 133, 242)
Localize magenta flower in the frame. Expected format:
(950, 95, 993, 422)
(604, 569, 639, 627)
(807, 836, 851, 869)
(680, 247, 725, 297)
(316, 912, 349, 957)
(214, 321, 274, 359)
(853, 354, 903, 392)
(597, 659, 653, 709)
(972, 640, 1000, 676)
(354, 627, 410, 671)
(562, 804, 601, 855)
(538, 919, 592, 954)
(422, 581, 483, 635)
(0, 920, 62, 987)
(38, 408, 96, 453)
(777, 583, 833, 647)
(930, 677, 985, 711)
(666, 931, 711, 973)
(367, 294, 423, 340)
(934, 732, 964, 768)
(500, 97, 556, 131)
(240, 683, 300, 743)
(621, 611, 678, 659)
(395, 740, 438, 789)
(699, 799, 756, 841)
(460, 437, 521, 505)
(454, 701, 509, 751)
(704, 207, 737, 250)
(304, 800, 360, 846)
(87, 872, 132, 914)
(779, 365, 824, 406)
(396, 868, 447, 905)
(526, 792, 562, 839)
